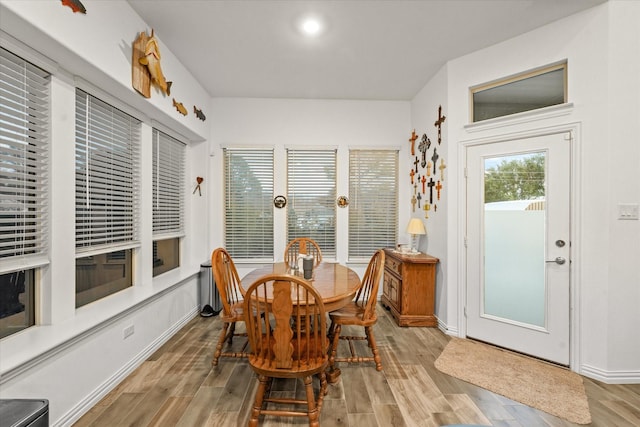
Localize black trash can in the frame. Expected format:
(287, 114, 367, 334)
(199, 261, 222, 317)
(0, 399, 49, 427)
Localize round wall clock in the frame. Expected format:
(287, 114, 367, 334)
(274, 195, 287, 209)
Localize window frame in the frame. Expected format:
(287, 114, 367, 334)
(0, 46, 50, 337)
(348, 148, 399, 260)
(74, 89, 141, 306)
(151, 129, 185, 276)
(470, 62, 568, 123)
(286, 148, 337, 259)
(222, 147, 275, 261)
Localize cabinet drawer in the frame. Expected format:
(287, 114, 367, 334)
(383, 273, 401, 308)
(385, 257, 402, 276)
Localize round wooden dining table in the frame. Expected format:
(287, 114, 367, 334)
(241, 262, 361, 312)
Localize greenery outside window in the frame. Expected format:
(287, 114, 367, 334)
(152, 129, 185, 276)
(471, 62, 567, 122)
(223, 148, 274, 260)
(75, 89, 140, 307)
(0, 47, 50, 337)
(348, 149, 398, 259)
(286, 148, 337, 258)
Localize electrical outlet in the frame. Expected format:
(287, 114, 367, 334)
(123, 325, 135, 339)
(618, 203, 639, 220)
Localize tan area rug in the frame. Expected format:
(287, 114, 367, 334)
(435, 338, 591, 425)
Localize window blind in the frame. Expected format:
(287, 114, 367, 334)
(152, 129, 185, 238)
(286, 149, 336, 257)
(349, 149, 398, 258)
(223, 148, 274, 259)
(0, 47, 49, 266)
(75, 89, 140, 253)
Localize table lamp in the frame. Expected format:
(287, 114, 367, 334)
(406, 218, 426, 253)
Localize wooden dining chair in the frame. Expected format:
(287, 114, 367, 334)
(210, 247, 249, 366)
(328, 249, 386, 373)
(244, 274, 329, 427)
(284, 237, 322, 268)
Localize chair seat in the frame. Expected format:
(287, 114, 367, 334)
(220, 301, 244, 323)
(329, 301, 377, 326)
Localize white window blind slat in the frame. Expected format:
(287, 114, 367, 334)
(152, 129, 185, 237)
(75, 89, 140, 252)
(0, 47, 49, 267)
(286, 149, 336, 257)
(348, 149, 398, 258)
(223, 148, 274, 259)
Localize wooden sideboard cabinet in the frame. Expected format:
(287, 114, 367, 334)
(380, 248, 439, 327)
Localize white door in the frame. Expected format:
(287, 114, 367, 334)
(466, 132, 571, 365)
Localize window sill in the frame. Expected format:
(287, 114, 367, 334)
(0, 264, 199, 384)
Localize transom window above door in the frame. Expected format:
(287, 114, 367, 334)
(471, 62, 567, 122)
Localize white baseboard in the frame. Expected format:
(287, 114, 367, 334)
(54, 307, 199, 427)
(580, 364, 640, 384)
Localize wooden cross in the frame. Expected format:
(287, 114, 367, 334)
(434, 204, 437, 212)
(416, 192, 422, 208)
(431, 148, 439, 176)
(421, 174, 426, 193)
(439, 158, 447, 181)
(426, 161, 432, 176)
(436, 180, 442, 200)
(410, 168, 415, 184)
(409, 129, 419, 155)
(411, 194, 417, 212)
(414, 182, 418, 195)
(423, 203, 430, 219)
(427, 177, 435, 204)
(418, 134, 430, 168)
(434, 105, 446, 145)
(413, 156, 420, 173)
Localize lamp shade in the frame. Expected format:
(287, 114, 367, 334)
(406, 218, 426, 235)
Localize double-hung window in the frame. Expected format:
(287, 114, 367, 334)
(223, 148, 274, 260)
(286, 148, 336, 258)
(0, 47, 49, 338)
(152, 129, 185, 276)
(75, 89, 140, 307)
(348, 149, 398, 259)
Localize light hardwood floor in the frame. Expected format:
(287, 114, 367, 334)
(74, 306, 640, 426)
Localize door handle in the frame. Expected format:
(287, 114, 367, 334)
(546, 257, 566, 265)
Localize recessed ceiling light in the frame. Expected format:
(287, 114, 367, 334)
(300, 17, 322, 36)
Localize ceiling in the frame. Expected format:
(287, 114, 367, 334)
(127, 0, 606, 101)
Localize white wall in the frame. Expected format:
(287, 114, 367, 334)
(0, 1, 214, 424)
(439, 1, 640, 382)
(410, 65, 450, 330)
(208, 97, 411, 279)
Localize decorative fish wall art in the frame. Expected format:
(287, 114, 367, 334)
(138, 30, 172, 96)
(173, 99, 188, 116)
(194, 106, 206, 121)
(61, 0, 86, 14)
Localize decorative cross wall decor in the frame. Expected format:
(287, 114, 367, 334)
(418, 134, 430, 168)
(431, 148, 439, 176)
(427, 177, 435, 204)
(434, 105, 446, 145)
(409, 129, 419, 156)
(439, 158, 447, 181)
(406, 105, 446, 215)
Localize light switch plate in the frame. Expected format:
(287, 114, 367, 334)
(618, 203, 639, 220)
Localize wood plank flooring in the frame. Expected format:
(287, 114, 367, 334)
(74, 306, 640, 426)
